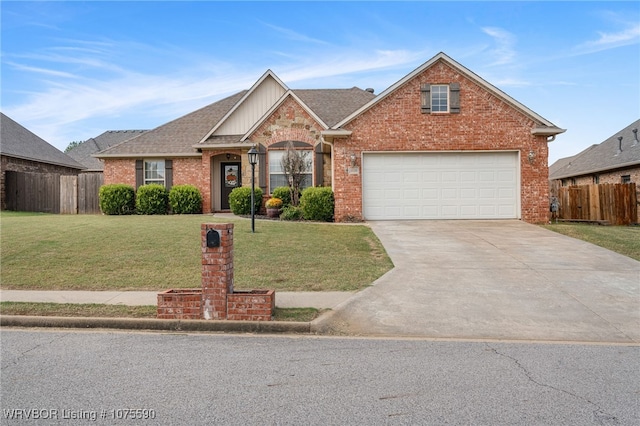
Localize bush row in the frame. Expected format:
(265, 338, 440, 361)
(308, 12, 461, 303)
(231, 186, 334, 222)
(99, 184, 202, 215)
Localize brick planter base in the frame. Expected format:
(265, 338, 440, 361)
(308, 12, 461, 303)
(227, 290, 275, 321)
(157, 223, 275, 321)
(157, 289, 202, 320)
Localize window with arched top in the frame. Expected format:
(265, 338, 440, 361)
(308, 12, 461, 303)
(268, 141, 313, 192)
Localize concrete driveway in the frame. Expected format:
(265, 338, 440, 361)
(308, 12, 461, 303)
(314, 220, 640, 343)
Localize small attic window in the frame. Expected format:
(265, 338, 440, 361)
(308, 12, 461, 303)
(421, 83, 460, 114)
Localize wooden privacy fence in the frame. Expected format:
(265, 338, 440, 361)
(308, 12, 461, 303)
(5, 171, 103, 214)
(555, 183, 638, 225)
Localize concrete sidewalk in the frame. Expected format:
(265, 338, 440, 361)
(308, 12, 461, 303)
(0, 289, 354, 310)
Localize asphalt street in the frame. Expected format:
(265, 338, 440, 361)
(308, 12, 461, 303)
(1, 329, 638, 425)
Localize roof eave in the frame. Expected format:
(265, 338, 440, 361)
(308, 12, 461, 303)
(532, 126, 567, 137)
(550, 160, 640, 180)
(93, 153, 201, 159)
(2, 153, 86, 170)
(194, 142, 254, 150)
(321, 129, 352, 138)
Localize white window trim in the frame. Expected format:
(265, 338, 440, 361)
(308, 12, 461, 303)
(431, 84, 449, 113)
(144, 159, 165, 186)
(268, 149, 313, 193)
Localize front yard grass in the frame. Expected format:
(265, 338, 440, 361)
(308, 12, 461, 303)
(0, 302, 321, 322)
(0, 212, 392, 292)
(542, 223, 640, 261)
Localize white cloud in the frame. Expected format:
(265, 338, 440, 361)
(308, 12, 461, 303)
(481, 27, 517, 66)
(575, 23, 640, 54)
(261, 22, 330, 45)
(5, 62, 78, 79)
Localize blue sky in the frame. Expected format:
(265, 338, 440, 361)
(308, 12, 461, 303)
(1, 1, 639, 164)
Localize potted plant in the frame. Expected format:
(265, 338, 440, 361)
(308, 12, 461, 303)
(265, 197, 283, 218)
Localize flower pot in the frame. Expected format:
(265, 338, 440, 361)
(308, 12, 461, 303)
(267, 208, 281, 218)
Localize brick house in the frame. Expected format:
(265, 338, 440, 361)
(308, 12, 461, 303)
(1, 112, 85, 211)
(549, 119, 640, 188)
(96, 52, 565, 223)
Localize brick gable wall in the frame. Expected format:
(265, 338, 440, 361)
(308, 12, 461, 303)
(333, 60, 550, 223)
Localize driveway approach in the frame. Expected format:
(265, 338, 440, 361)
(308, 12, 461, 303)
(315, 221, 640, 343)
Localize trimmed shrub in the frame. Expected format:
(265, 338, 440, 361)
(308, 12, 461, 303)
(136, 184, 169, 215)
(300, 187, 334, 222)
(280, 205, 303, 221)
(271, 186, 293, 207)
(99, 184, 135, 215)
(169, 184, 202, 214)
(229, 186, 263, 215)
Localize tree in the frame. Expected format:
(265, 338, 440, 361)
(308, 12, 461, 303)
(280, 141, 311, 206)
(65, 141, 83, 152)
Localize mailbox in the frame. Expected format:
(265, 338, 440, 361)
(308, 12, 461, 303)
(206, 229, 220, 248)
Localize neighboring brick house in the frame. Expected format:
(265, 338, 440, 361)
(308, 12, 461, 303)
(96, 52, 565, 223)
(549, 119, 640, 188)
(1, 112, 85, 211)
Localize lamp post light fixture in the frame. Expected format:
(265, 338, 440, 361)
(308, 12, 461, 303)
(247, 146, 259, 233)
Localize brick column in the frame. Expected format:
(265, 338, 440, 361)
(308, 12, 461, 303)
(201, 223, 234, 320)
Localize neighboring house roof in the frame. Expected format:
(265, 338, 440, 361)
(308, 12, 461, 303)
(67, 130, 147, 171)
(0, 112, 85, 170)
(549, 118, 640, 180)
(334, 52, 565, 137)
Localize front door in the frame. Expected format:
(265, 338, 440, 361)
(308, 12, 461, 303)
(221, 162, 241, 210)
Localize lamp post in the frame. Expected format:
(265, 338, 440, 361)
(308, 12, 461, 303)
(247, 146, 259, 233)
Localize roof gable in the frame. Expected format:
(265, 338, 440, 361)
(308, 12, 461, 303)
(0, 113, 85, 170)
(199, 70, 289, 143)
(334, 52, 562, 133)
(549, 119, 640, 180)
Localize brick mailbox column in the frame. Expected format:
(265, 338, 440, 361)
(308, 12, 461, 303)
(201, 223, 234, 320)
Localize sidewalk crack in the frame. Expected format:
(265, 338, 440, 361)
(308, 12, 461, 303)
(485, 343, 620, 425)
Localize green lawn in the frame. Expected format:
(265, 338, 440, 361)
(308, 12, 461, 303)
(0, 302, 321, 322)
(542, 223, 640, 261)
(0, 212, 392, 292)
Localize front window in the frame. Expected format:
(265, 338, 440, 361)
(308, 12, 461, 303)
(621, 175, 631, 184)
(144, 160, 165, 186)
(431, 85, 449, 112)
(269, 150, 312, 192)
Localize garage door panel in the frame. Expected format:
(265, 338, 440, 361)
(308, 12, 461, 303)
(363, 152, 519, 220)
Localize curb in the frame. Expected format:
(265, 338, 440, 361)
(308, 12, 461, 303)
(0, 315, 312, 334)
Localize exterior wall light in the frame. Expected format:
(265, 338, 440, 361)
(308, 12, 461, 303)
(527, 150, 535, 164)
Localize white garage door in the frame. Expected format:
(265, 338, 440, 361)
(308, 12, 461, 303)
(363, 152, 519, 220)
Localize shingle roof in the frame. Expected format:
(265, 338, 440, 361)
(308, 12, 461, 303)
(0, 113, 85, 170)
(292, 88, 376, 127)
(96, 85, 375, 157)
(96, 91, 247, 157)
(549, 119, 640, 180)
(67, 130, 147, 170)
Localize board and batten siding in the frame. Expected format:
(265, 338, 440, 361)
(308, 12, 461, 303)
(214, 76, 287, 135)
